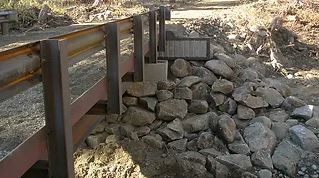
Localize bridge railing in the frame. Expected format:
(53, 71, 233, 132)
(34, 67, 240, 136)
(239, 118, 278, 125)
(0, 6, 170, 178)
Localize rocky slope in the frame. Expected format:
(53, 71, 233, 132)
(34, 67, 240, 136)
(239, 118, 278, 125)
(75, 53, 319, 178)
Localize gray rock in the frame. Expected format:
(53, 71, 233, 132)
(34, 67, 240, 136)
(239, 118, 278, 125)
(211, 92, 226, 106)
(156, 99, 188, 121)
(220, 98, 238, 115)
(271, 122, 290, 141)
(282, 96, 306, 112)
(139, 97, 157, 112)
(170, 58, 192, 77)
(104, 123, 120, 135)
(191, 82, 211, 100)
(263, 78, 292, 97)
(188, 100, 209, 114)
(105, 114, 120, 123)
(233, 115, 250, 129)
(187, 139, 198, 151)
(239, 68, 259, 82)
(192, 66, 217, 85)
(272, 140, 303, 177)
(206, 156, 230, 178)
(199, 148, 224, 158)
(251, 149, 273, 169)
(183, 115, 210, 133)
(250, 116, 272, 128)
(291, 105, 314, 120)
(212, 79, 234, 94)
(175, 157, 214, 178)
(256, 87, 284, 108)
(105, 135, 119, 144)
(91, 121, 106, 134)
(157, 126, 183, 141)
(126, 82, 157, 97)
(86, 133, 107, 149)
(168, 138, 188, 152)
(258, 169, 272, 178)
(205, 60, 234, 79)
(180, 151, 206, 165)
(156, 90, 173, 102)
(237, 105, 255, 120)
(286, 119, 299, 127)
(142, 135, 163, 149)
(167, 118, 184, 134)
(289, 125, 319, 151)
(237, 94, 269, 109)
(217, 114, 237, 143)
(228, 131, 250, 155)
(123, 96, 138, 106)
(216, 154, 252, 170)
(268, 109, 289, 122)
(197, 132, 214, 149)
(157, 80, 176, 90)
(119, 124, 135, 138)
(241, 172, 257, 178)
(174, 87, 192, 100)
(135, 126, 151, 137)
(178, 76, 202, 87)
(208, 112, 221, 131)
(233, 54, 249, 68)
(244, 122, 277, 152)
(215, 53, 236, 68)
(306, 117, 319, 128)
(122, 107, 156, 126)
(149, 120, 162, 130)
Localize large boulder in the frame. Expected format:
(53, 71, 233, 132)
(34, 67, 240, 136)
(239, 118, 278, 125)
(206, 156, 230, 178)
(244, 122, 277, 152)
(170, 58, 192, 77)
(217, 114, 237, 143)
(179, 151, 206, 165)
(289, 125, 319, 151)
(214, 53, 236, 68)
(228, 131, 250, 155)
(291, 105, 314, 120)
(126, 82, 157, 97)
(237, 105, 255, 120)
(192, 66, 217, 85)
(174, 87, 192, 100)
(197, 132, 215, 149)
(183, 113, 212, 133)
(188, 100, 209, 114)
(122, 106, 156, 126)
(272, 140, 303, 177)
(216, 154, 252, 170)
(156, 99, 188, 121)
(256, 87, 284, 108)
(205, 60, 234, 79)
(251, 149, 273, 169)
(211, 79, 234, 95)
(191, 82, 211, 100)
(178, 76, 202, 87)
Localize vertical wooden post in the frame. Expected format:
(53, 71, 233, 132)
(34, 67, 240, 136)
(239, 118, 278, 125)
(1, 23, 9, 35)
(133, 15, 144, 82)
(41, 39, 74, 178)
(159, 6, 166, 52)
(149, 10, 158, 63)
(106, 22, 122, 114)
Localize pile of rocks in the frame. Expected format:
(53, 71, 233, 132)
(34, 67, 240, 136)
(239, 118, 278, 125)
(86, 55, 319, 178)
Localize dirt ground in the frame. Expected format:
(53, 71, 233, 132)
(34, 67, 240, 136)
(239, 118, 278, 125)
(1, 0, 319, 177)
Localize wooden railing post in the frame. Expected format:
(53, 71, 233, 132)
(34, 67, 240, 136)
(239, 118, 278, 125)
(149, 10, 158, 63)
(133, 15, 145, 82)
(40, 39, 74, 178)
(106, 22, 122, 114)
(159, 6, 166, 52)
